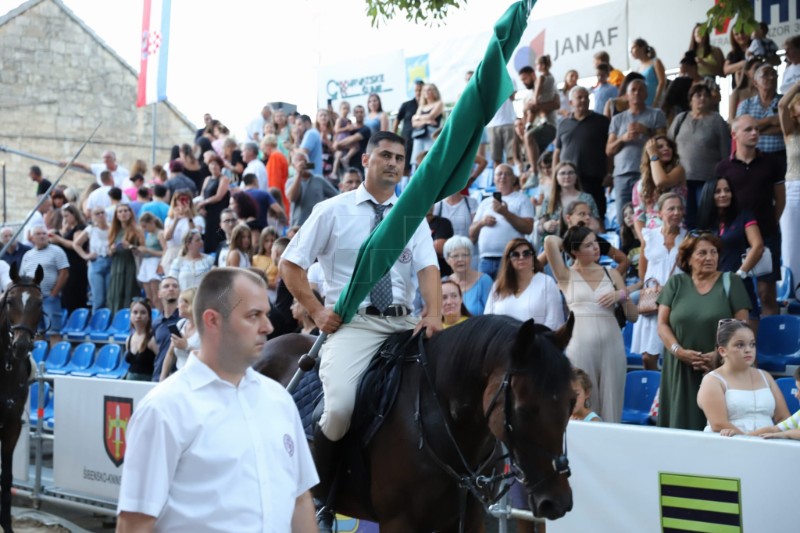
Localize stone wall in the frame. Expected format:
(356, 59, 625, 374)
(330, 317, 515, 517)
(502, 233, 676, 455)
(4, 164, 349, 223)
(0, 0, 196, 222)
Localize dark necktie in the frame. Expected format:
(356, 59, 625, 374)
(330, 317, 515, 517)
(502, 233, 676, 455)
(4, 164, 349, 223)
(367, 201, 393, 313)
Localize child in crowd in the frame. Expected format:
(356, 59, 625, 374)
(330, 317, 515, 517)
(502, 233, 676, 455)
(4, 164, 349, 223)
(124, 299, 158, 382)
(226, 223, 253, 268)
(746, 22, 780, 65)
(135, 213, 165, 312)
(571, 368, 602, 421)
(252, 226, 279, 289)
(159, 288, 199, 381)
(532, 54, 557, 125)
(698, 319, 789, 435)
(753, 367, 800, 440)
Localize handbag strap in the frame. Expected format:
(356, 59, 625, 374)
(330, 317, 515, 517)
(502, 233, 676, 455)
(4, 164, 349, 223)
(603, 267, 618, 291)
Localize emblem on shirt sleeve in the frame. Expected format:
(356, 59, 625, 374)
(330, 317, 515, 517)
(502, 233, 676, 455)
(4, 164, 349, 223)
(398, 248, 412, 264)
(104, 396, 133, 467)
(284, 434, 295, 457)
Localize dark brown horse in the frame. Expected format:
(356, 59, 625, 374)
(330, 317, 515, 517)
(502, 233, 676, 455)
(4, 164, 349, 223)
(0, 264, 43, 533)
(256, 314, 576, 532)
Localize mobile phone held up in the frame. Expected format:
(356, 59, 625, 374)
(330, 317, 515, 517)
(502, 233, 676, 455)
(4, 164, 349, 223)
(492, 192, 502, 202)
(168, 324, 182, 338)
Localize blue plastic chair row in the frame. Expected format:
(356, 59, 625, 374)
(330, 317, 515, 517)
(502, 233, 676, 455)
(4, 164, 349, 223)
(756, 315, 800, 374)
(60, 307, 163, 343)
(44, 342, 125, 378)
(29, 382, 54, 429)
(623, 322, 643, 369)
(622, 370, 661, 425)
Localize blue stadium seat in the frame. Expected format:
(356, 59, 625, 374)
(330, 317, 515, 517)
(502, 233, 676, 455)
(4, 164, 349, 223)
(44, 342, 71, 374)
(622, 370, 661, 425)
(31, 340, 48, 364)
(28, 382, 53, 427)
(72, 344, 121, 377)
(599, 232, 621, 250)
(151, 308, 162, 323)
(776, 377, 800, 414)
(59, 343, 96, 375)
(84, 308, 112, 339)
(623, 322, 642, 368)
(90, 309, 130, 342)
(62, 308, 90, 340)
(756, 316, 800, 373)
(96, 357, 129, 380)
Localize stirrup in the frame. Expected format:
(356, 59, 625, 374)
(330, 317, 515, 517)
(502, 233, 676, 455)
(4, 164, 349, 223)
(316, 505, 336, 533)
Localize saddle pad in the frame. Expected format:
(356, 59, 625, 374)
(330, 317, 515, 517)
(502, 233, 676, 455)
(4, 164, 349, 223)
(291, 367, 323, 440)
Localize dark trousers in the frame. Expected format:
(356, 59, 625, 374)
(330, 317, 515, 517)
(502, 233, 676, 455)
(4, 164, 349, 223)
(581, 175, 607, 221)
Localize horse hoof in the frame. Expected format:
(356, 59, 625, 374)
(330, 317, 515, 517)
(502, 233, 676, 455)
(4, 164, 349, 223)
(298, 354, 316, 372)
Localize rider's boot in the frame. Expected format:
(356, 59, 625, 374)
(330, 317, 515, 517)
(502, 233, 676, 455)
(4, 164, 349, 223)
(313, 426, 342, 533)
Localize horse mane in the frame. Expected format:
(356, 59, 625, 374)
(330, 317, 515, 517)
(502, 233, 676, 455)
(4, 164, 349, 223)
(428, 315, 573, 395)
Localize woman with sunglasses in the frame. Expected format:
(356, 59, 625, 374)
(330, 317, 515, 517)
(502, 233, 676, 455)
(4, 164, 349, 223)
(486, 238, 564, 330)
(656, 232, 751, 430)
(73, 207, 111, 311)
(545, 225, 637, 422)
(697, 319, 789, 435)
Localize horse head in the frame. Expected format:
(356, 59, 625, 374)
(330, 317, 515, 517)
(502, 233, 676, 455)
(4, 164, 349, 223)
(3, 263, 44, 360)
(484, 313, 575, 520)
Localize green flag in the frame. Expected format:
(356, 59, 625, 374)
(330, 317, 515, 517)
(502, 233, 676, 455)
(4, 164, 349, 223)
(333, 1, 533, 323)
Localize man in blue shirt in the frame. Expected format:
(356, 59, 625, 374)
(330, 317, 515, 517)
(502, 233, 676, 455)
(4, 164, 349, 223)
(297, 115, 323, 173)
(592, 63, 618, 114)
(139, 184, 170, 222)
(151, 277, 181, 381)
(241, 174, 286, 228)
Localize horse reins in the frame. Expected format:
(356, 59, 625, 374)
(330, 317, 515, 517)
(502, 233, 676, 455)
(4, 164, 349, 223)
(484, 370, 571, 493)
(412, 336, 570, 533)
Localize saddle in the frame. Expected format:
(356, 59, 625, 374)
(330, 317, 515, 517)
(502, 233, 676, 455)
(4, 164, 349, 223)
(292, 329, 419, 445)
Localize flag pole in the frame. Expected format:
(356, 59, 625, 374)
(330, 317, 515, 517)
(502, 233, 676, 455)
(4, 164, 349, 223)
(151, 103, 157, 165)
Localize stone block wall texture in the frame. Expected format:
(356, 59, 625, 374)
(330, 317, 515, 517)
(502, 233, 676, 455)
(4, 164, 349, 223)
(0, 0, 196, 222)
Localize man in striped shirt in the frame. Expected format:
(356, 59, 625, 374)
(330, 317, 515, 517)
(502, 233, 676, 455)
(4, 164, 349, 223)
(20, 226, 69, 346)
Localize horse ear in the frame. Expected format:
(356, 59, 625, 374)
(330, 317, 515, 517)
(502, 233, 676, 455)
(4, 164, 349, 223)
(549, 312, 575, 352)
(513, 319, 538, 363)
(9, 261, 19, 282)
(34, 265, 44, 285)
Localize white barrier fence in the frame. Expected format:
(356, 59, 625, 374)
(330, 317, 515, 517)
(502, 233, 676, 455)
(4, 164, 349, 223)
(13, 377, 796, 530)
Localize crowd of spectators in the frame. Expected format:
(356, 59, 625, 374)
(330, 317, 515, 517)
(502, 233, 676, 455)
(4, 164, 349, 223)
(1, 21, 800, 441)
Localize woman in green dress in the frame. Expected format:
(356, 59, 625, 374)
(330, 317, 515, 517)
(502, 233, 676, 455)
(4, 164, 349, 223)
(656, 233, 751, 430)
(107, 204, 144, 314)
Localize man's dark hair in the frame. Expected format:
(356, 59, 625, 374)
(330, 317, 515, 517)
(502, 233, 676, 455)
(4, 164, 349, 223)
(137, 186, 151, 199)
(99, 170, 113, 185)
(30, 165, 42, 177)
(596, 63, 611, 75)
(344, 167, 363, 180)
(194, 268, 266, 335)
(242, 173, 258, 187)
(131, 173, 145, 183)
(414, 79, 425, 86)
(518, 66, 535, 75)
(366, 131, 406, 155)
(108, 187, 122, 201)
(153, 184, 167, 198)
(300, 114, 313, 125)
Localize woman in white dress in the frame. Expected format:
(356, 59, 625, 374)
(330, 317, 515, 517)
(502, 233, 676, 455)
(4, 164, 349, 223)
(778, 80, 800, 293)
(631, 193, 687, 370)
(697, 319, 789, 435)
(484, 238, 564, 330)
(168, 230, 214, 290)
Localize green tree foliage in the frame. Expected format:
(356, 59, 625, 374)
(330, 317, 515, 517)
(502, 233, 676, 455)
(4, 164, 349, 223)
(365, 0, 466, 26)
(700, 0, 759, 35)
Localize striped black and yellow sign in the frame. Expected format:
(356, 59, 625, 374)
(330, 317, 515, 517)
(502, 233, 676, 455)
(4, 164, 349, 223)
(659, 473, 742, 533)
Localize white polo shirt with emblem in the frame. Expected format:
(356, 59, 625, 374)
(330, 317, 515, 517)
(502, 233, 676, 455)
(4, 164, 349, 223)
(117, 354, 318, 532)
(281, 184, 438, 311)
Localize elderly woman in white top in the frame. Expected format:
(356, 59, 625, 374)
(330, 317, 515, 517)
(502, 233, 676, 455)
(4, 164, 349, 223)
(631, 193, 687, 370)
(468, 165, 535, 279)
(484, 238, 565, 329)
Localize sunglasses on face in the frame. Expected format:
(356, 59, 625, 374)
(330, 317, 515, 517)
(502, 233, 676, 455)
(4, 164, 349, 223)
(509, 249, 534, 260)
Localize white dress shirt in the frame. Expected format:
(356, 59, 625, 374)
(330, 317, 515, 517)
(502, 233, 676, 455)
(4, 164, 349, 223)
(117, 355, 318, 532)
(244, 159, 268, 190)
(473, 190, 535, 258)
(91, 163, 131, 188)
(281, 184, 438, 310)
(484, 272, 565, 330)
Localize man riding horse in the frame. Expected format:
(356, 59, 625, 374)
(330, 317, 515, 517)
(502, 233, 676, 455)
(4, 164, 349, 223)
(280, 131, 442, 524)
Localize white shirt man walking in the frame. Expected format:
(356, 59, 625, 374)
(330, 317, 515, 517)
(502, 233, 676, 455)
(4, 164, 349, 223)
(117, 268, 318, 532)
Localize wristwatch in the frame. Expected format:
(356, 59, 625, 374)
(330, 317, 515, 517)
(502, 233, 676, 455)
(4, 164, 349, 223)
(649, 155, 659, 161)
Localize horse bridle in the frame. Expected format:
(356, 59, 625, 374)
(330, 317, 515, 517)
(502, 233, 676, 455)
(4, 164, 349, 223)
(2, 281, 45, 365)
(484, 369, 571, 494)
